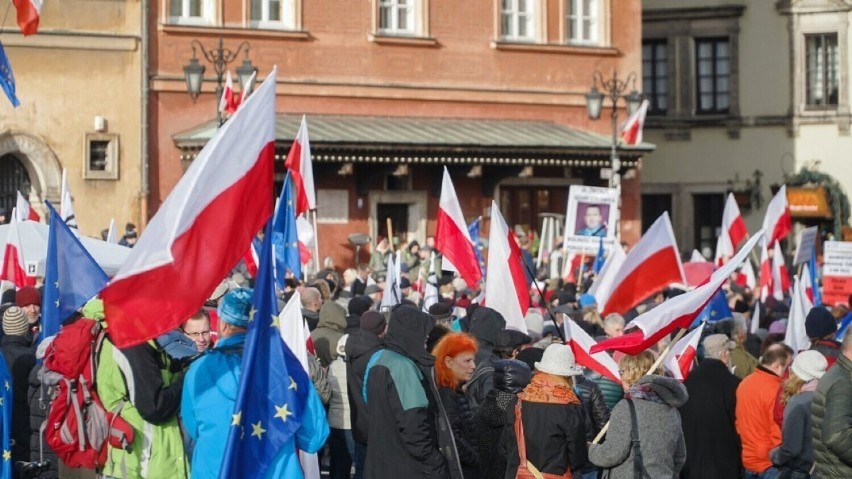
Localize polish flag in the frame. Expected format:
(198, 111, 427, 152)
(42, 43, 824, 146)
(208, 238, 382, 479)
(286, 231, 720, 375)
(12, 0, 41, 36)
(620, 99, 649, 145)
(592, 231, 764, 356)
(758, 240, 772, 303)
(771, 242, 791, 300)
(101, 68, 278, 348)
(485, 200, 529, 333)
(436, 167, 482, 288)
(284, 116, 316, 216)
(750, 302, 761, 334)
(561, 250, 583, 284)
(242, 240, 260, 277)
(762, 185, 792, 247)
(736, 259, 757, 290)
(60, 169, 79, 235)
(238, 70, 257, 107)
(16, 191, 40, 222)
(723, 193, 748, 248)
(106, 218, 118, 244)
(690, 250, 707, 263)
(802, 263, 814, 303)
(664, 322, 705, 381)
(296, 216, 314, 265)
(218, 71, 238, 115)
(564, 319, 621, 383)
(0, 214, 34, 287)
(599, 212, 685, 316)
(587, 243, 626, 311)
(784, 275, 813, 353)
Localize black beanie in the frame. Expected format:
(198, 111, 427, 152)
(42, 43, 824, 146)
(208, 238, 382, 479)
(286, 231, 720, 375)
(805, 306, 836, 339)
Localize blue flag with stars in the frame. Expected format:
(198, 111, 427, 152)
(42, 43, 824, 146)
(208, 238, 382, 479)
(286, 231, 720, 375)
(272, 173, 302, 285)
(42, 201, 109, 340)
(0, 358, 11, 479)
(692, 289, 733, 327)
(468, 217, 485, 272)
(0, 40, 19, 108)
(220, 219, 314, 478)
(593, 236, 606, 274)
(810, 249, 822, 307)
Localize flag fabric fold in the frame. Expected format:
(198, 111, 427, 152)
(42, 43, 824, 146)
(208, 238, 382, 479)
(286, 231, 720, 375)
(722, 193, 748, 248)
(784, 275, 813, 353)
(593, 237, 606, 274)
(692, 289, 732, 326)
(422, 254, 439, 313)
(762, 185, 792, 247)
(219, 70, 238, 115)
(564, 319, 621, 383)
(664, 323, 705, 381)
(0, 358, 11, 479)
(16, 191, 39, 222)
(380, 252, 402, 310)
(41, 201, 109, 340)
(620, 99, 649, 145)
(435, 167, 482, 288)
(284, 116, 316, 216)
(0, 214, 33, 288)
(771, 242, 791, 300)
(101, 68, 277, 348)
(60, 169, 79, 235)
(587, 243, 625, 311)
(273, 173, 303, 284)
(0, 40, 20, 107)
(759, 240, 772, 303)
(484, 200, 529, 333)
(106, 219, 118, 244)
(12, 0, 41, 36)
(592, 230, 764, 356)
(809, 250, 822, 307)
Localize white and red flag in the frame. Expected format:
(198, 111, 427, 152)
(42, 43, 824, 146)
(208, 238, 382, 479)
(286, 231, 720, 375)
(592, 230, 764, 356)
(664, 322, 706, 381)
(620, 99, 649, 145)
(12, 0, 41, 36)
(736, 258, 757, 290)
(0, 213, 34, 287)
(60, 169, 79, 235)
(485, 200, 529, 333)
(106, 218, 118, 244)
(785, 275, 813, 353)
(284, 115, 316, 216)
(599, 212, 685, 316)
(758, 240, 772, 303)
(16, 191, 39, 222)
(564, 319, 621, 383)
(436, 167, 482, 287)
(762, 185, 792, 247)
(716, 193, 748, 264)
(802, 263, 814, 303)
(101, 68, 278, 348)
(238, 70, 257, 107)
(772, 242, 791, 300)
(587, 243, 626, 311)
(218, 70, 238, 115)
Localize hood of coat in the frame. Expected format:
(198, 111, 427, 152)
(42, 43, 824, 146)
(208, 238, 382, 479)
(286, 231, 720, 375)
(635, 374, 689, 408)
(345, 329, 382, 361)
(493, 359, 532, 395)
(468, 306, 506, 347)
(384, 305, 435, 367)
(317, 301, 347, 332)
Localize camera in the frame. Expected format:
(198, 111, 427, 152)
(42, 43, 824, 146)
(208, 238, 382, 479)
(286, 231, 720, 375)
(16, 460, 51, 478)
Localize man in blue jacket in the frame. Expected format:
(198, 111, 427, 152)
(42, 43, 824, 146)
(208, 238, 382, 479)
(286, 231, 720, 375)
(180, 288, 328, 478)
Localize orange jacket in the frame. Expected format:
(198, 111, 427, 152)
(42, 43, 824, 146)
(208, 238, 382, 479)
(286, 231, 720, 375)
(735, 367, 783, 472)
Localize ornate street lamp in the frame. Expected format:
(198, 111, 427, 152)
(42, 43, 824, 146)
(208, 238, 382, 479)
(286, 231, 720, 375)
(182, 38, 257, 126)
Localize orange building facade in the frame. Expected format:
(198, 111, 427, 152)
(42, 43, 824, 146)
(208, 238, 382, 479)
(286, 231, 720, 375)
(149, 0, 649, 269)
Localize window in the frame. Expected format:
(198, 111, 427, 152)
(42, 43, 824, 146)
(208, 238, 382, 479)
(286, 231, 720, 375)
(378, 0, 416, 35)
(501, 0, 536, 42)
(567, 0, 599, 45)
(84, 133, 119, 180)
(642, 40, 668, 114)
(250, 0, 296, 30)
(695, 38, 730, 114)
(806, 33, 839, 108)
(168, 0, 214, 25)
(642, 194, 671, 234)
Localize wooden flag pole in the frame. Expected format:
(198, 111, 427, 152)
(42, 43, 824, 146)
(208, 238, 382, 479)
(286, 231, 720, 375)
(591, 327, 688, 444)
(386, 218, 395, 253)
(311, 210, 320, 276)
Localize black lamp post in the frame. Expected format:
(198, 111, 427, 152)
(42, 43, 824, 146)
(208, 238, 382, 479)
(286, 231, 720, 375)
(585, 70, 642, 239)
(183, 38, 257, 127)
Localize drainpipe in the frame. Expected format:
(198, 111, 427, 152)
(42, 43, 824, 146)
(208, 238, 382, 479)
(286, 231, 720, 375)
(139, 0, 150, 230)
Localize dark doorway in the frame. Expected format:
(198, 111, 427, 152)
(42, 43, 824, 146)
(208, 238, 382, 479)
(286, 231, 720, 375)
(693, 193, 724, 254)
(0, 154, 31, 221)
(377, 203, 408, 246)
(642, 193, 672, 233)
(499, 186, 569, 232)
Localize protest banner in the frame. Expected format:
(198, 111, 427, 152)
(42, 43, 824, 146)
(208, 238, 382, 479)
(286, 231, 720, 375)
(823, 240, 852, 306)
(793, 226, 818, 265)
(563, 185, 618, 255)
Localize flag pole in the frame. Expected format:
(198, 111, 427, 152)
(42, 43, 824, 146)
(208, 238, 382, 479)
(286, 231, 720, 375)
(311, 209, 320, 276)
(592, 326, 688, 444)
(386, 218, 395, 252)
(523, 262, 566, 343)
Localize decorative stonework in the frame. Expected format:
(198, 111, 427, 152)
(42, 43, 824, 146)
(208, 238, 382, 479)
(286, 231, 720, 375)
(0, 130, 63, 214)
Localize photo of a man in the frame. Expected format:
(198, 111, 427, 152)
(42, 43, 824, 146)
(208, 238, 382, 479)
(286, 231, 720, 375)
(576, 203, 608, 237)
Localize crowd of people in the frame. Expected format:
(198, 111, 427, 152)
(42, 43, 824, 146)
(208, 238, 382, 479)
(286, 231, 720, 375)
(0, 232, 851, 479)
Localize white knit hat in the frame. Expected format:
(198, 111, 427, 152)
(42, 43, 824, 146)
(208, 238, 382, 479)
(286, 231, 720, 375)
(535, 343, 583, 377)
(792, 350, 828, 382)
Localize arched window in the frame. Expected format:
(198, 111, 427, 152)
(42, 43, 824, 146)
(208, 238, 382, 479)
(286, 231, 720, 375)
(0, 154, 31, 219)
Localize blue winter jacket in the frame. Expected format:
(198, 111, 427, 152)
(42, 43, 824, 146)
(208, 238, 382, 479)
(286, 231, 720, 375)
(180, 333, 329, 478)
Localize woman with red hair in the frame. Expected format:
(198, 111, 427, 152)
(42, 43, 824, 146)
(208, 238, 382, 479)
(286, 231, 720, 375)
(433, 332, 480, 478)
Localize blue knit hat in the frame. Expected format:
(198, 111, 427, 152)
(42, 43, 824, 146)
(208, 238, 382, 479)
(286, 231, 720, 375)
(218, 288, 253, 327)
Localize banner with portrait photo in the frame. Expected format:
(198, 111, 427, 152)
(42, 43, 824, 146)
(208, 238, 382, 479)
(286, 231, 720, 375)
(563, 185, 618, 254)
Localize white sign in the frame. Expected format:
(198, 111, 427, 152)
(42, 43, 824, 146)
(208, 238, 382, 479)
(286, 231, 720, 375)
(563, 185, 618, 254)
(824, 241, 852, 276)
(793, 226, 819, 265)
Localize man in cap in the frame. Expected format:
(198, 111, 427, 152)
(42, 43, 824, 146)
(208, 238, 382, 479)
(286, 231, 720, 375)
(806, 306, 841, 366)
(1, 306, 36, 466)
(428, 301, 454, 329)
(679, 334, 742, 479)
(15, 286, 41, 343)
(363, 284, 382, 310)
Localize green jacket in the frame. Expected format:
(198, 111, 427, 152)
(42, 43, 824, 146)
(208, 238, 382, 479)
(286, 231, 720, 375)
(96, 338, 189, 478)
(811, 353, 852, 478)
(730, 343, 757, 379)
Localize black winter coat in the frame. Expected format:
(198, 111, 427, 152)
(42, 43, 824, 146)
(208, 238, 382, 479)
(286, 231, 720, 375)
(575, 375, 610, 442)
(811, 353, 852, 478)
(27, 365, 58, 478)
(466, 307, 506, 412)
(678, 358, 742, 479)
(344, 329, 382, 445)
(439, 387, 479, 478)
(2, 335, 35, 465)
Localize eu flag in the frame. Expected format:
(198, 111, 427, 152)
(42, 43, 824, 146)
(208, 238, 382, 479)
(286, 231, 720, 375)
(0, 358, 11, 479)
(468, 217, 485, 271)
(42, 201, 109, 340)
(692, 289, 733, 327)
(272, 173, 302, 285)
(593, 236, 606, 274)
(810, 250, 822, 307)
(220, 220, 314, 478)
(0, 40, 19, 108)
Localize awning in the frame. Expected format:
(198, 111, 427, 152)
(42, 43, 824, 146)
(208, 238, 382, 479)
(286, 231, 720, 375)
(173, 114, 654, 167)
(787, 186, 833, 219)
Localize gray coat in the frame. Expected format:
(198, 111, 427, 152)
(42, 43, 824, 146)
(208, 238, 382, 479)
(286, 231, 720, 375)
(811, 353, 852, 478)
(588, 375, 688, 479)
(770, 390, 815, 473)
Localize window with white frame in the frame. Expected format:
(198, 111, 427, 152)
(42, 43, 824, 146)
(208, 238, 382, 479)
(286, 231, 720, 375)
(250, 0, 297, 30)
(501, 0, 536, 42)
(168, 0, 214, 25)
(378, 0, 417, 35)
(805, 33, 839, 109)
(567, 0, 599, 45)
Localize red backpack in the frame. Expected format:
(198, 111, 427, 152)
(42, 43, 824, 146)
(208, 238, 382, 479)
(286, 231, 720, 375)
(40, 318, 134, 470)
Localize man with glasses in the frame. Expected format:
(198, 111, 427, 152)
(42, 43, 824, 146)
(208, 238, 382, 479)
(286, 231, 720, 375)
(181, 310, 212, 352)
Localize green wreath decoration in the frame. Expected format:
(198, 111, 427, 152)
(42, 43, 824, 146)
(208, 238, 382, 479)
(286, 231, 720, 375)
(786, 168, 851, 238)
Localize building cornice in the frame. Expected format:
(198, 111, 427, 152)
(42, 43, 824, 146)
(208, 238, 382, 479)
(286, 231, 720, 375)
(0, 29, 139, 51)
(643, 5, 746, 23)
